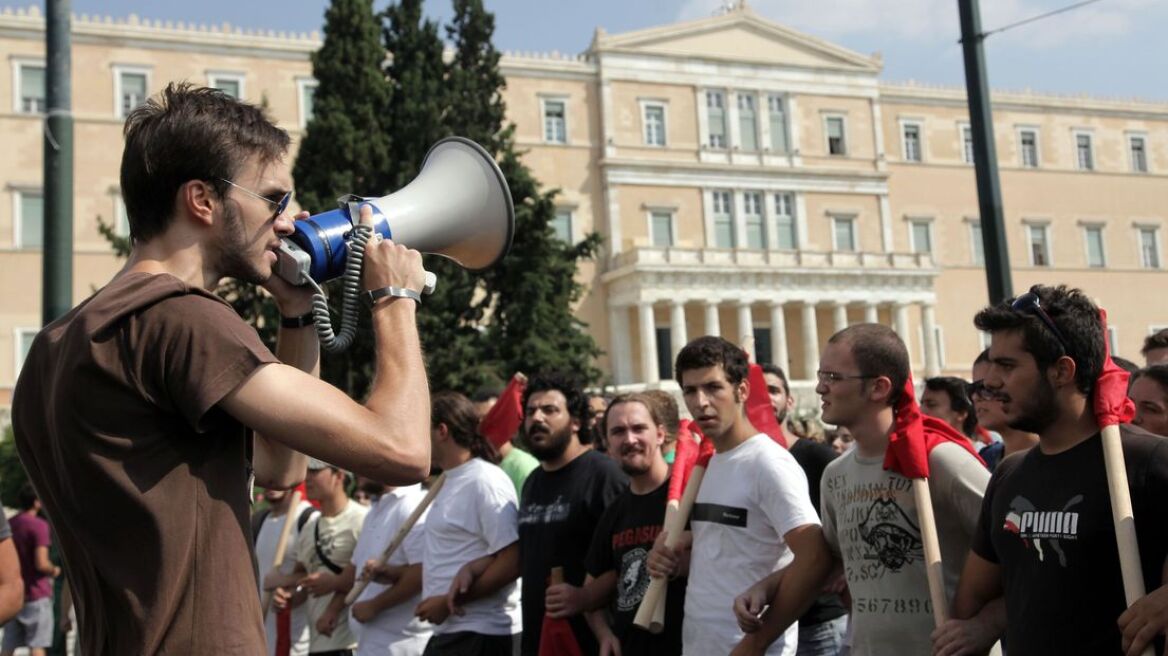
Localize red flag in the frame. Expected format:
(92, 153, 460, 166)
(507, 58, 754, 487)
(479, 374, 526, 449)
(746, 363, 788, 448)
(885, 376, 984, 479)
(667, 421, 715, 503)
(1094, 309, 1135, 429)
(539, 567, 582, 656)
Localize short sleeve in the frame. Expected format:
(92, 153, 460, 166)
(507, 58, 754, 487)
(398, 505, 429, 567)
(294, 517, 316, 569)
(593, 455, 629, 512)
(820, 463, 842, 557)
(139, 294, 277, 432)
(585, 500, 620, 578)
(35, 520, 51, 548)
(756, 448, 820, 539)
(477, 471, 519, 554)
(930, 442, 990, 538)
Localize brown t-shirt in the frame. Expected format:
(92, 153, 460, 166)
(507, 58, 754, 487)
(12, 272, 278, 655)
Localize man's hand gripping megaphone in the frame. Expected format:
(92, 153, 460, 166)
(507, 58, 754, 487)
(356, 204, 431, 304)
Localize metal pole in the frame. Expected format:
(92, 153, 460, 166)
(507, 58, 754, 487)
(42, 0, 73, 325)
(958, 0, 1013, 305)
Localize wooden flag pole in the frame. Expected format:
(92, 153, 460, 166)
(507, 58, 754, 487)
(1101, 423, 1154, 656)
(344, 473, 447, 606)
(261, 490, 303, 618)
(633, 464, 707, 632)
(912, 479, 948, 627)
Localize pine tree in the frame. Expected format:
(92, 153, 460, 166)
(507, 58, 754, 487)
(382, 0, 493, 394)
(445, 0, 603, 383)
(292, 0, 393, 398)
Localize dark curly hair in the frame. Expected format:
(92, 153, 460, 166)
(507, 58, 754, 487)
(674, 336, 749, 387)
(973, 284, 1104, 395)
(523, 372, 590, 444)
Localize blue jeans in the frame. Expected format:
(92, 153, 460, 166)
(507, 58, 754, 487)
(796, 615, 848, 656)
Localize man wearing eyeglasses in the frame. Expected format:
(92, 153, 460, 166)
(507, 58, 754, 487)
(941, 285, 1168, 656)
(812, 324, 989, 656)
(11, 83, 432, 654)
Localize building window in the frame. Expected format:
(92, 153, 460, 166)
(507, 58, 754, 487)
(737, 93, 758, 152)
(962, 125, 975, 164)
(1084, 225, 1106, 268)
(643, 103, 666, 147)
(208, 73, 244, 99)
(650, 210, 674, 247)
(15, 63, 45, 114)
(712, 190, 735, 248)
(1129, 135, 1149, 173)
(1028, 224, 1051, 267)
(970, 220, 985, 265)
(550, 210, 572, 243)
(1076, 133, 1094, 171)
(1019, 129, 1039, 168)
(655, 327, 673, 382)
(767, 95, 788, 153)
(114, 67, 148, 118)
(774, 193, 796, 250)
(707, 91, 728, 149)
(15, 190, 44, 249)
(832, 216, 856, 252)
(542, 99, 567, 144)
(825, 116, 847, 156)
(297, 79, 318, 129)
(902, 122, 922, 162)
(743, 191, 765, 249)
(910, 219, 932, 254)
(15, 328, 38, 379)
(1140, 227, 1161, 269)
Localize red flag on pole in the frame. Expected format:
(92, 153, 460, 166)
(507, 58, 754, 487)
(666, 420, 704, 503)
(884, 376, 984, 479)
(745, 362, 788, 448)
(1094, 310, 1136, 428)
(538, 568, 582, 656)
(479, 374, 526, 449)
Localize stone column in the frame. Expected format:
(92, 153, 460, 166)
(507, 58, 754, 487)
(608, 305, 633, 385)
(705, 300, 721, 337)
(833, 302, 849, 334)
(769, 302, 788, 371)
(638, 302, 660, 384)
(801, 301, 819, 380)
(670, 301, 688, 371)
(864, 302, 879, 325)
(737, 301, 754, 349)
(894, 302, 911, 352)
(922, 302, 940, 376)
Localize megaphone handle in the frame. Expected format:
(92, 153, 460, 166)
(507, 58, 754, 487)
(423, 271, 437, 295)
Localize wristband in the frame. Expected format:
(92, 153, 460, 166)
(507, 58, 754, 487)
(363, 286, 422, 308)
(280, 312, 315, 329)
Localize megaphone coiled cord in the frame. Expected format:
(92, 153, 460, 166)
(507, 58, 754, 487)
(304, 224, 374, 354)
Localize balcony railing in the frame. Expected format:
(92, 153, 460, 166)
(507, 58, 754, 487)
(609, 246, 935, 271)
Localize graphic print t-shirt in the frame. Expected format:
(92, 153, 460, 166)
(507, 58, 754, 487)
(585, 477, 685, 656)
(686, 434, 820, 656)
(820, 441, 988, 656)
(972, 426, 1168, 655)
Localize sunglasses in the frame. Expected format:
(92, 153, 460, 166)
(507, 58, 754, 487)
(969, 379, 996, 401)
(1011, 291, 1071, 357)
(219, 178, 292, 219)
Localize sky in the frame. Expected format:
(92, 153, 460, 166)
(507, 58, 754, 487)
(15, 0, 1168, 101)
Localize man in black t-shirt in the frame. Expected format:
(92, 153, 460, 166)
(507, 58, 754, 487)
(517, 373, 628, 655)
(762, 364, 847, 654)
(548, 393, 685, 655)
(938, 285, 1168, 656)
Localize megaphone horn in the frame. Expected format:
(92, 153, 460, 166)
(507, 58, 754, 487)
(276, 136, 515, 286)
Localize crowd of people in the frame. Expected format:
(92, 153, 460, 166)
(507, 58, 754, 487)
(7, 84, 1168, 656)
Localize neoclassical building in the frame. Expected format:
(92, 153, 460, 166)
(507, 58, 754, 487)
(1, 4, 1166, 410)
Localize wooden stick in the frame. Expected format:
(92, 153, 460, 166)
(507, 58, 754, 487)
(912, 479, 948, 627)
(1101, 423, 1154, 656)
(261, 490, 303, 618)
(633, 464, 708, 632)
(550, 566, 564, 586)
(344, 473, 447, 606)
(648, 503, 678, 629)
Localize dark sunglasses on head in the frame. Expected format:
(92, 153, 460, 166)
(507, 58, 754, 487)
(1011, 291, 1071, 357)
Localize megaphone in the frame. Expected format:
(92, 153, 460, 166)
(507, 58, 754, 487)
(274, 137, 515, 354)
(276, 136, 515, 286)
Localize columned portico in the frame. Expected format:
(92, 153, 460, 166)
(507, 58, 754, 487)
(638, 302, 659, 384)
(704, 300, 721, 337)
(737, 301, 754, 346)
(832, 302, 849, 334)
(922, 301, 940, 377)
(801, 301, 819, 379)
(670, 301, 688, 366)
(770, 302, 789, 373)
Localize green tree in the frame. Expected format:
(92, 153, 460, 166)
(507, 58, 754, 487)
(293, 0, 395, 398)
(444, 0, 603, 383)
(0, 426, 28, 508)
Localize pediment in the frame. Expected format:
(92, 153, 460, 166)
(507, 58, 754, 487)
(593, 9, 880, 73)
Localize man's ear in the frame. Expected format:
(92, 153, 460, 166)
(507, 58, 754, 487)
(1049, 355, 1078, 389)
(737, 377, 750, 403)
(179, 180, 217, 228)
(868, 376, 894, 404)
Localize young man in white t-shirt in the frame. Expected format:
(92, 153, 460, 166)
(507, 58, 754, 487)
(345, 481, 432, 656)
(415, 391, 521, 656)
(256, 487, 317, 656)
(267, 459, 369, 655)
(648, 336, 831, 656)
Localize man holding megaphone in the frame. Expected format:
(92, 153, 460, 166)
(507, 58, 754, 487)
(11, 83, 435, 655)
